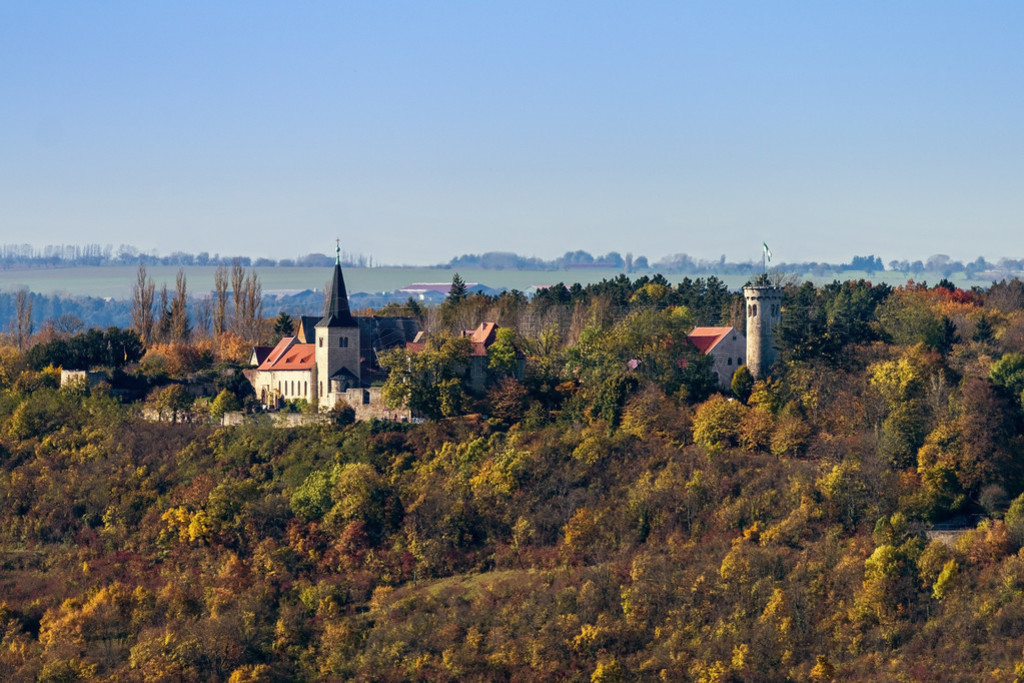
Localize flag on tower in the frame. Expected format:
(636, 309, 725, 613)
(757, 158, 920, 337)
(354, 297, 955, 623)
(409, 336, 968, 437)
(763, 243, 772, 262)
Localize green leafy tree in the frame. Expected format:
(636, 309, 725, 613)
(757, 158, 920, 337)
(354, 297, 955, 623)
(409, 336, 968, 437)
(731, 365, 754, 402)
(151, 384, 193, 424)
(990, 352, 1024, 408)
(692, 394, 747, 453)
(1004, 493, 1024, 549)
(487, 328, 520, 378)
(324, 462, 398, 541)
(27, 327, 144, 371)
(931, 559, 958, 600)
(869, 347, 934, 467)
(209, 389, 241, 421)
(877, 288, 956, 353)
(917, 378, 1022, 517)
(379, 336, 472, 419)
(291, 469, 333, 521)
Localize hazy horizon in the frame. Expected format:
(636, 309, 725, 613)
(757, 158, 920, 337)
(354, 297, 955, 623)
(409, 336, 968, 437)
(4, 3, 1022, 265)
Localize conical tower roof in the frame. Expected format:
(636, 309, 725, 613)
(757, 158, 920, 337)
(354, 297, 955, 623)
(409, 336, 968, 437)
(317, 246, 357, 328)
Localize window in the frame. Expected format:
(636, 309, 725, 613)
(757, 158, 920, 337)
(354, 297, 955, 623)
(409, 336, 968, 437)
(318, 338, 323, 348)
(752, 304, 758, 317)
(727, 357, 733, 366)
(339, 337, 348, 348)
(738, 357, 743, 365)
(319, 382, 322, 396)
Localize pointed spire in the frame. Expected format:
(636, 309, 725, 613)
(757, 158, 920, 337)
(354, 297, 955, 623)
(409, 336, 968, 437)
(317, 242, 356, 328)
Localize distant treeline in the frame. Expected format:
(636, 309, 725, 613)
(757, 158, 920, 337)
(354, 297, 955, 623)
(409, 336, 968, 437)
(4, 244, 1024, 278)
(0, 244, 374, 269)
(445, 250, 1021, 277)
(446, 250, 651, 271)
(0, 291, 131, 332)
(0, 289, 397, 337)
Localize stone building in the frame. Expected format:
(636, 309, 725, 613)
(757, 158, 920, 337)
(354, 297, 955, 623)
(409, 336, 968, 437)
(251, 251, 419, 411)
(742, 283, 783, 378)
(687, 326, 746, 389)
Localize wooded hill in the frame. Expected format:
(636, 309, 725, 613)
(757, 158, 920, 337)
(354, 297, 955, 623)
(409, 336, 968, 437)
(3, 275, 1024, 680)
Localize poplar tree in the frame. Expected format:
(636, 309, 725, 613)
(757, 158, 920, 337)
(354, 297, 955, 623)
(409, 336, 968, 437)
(11, 289, 33, 351)
(213, 265, 228, 337)
(130, 263, 156, 345)
(169, 268, 191, 342)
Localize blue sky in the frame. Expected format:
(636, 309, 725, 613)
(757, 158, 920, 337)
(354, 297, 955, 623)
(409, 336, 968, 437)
(2, 2, 1022, 266)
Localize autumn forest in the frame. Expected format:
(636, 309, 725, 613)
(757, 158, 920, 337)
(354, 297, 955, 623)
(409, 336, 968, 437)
(5, 274, 1024, 680)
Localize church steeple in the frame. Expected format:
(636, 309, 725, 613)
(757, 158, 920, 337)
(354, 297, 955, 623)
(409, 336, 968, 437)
(317, 241, 356, 328)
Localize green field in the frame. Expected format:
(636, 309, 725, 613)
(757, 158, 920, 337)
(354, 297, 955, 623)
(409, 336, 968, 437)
(0, 264, 1000, 299)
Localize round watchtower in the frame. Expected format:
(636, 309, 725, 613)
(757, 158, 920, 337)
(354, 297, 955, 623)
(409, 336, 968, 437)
(743, 284, 783, 379)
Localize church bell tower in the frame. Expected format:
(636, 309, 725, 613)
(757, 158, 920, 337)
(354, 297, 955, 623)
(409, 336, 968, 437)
(315, 243, 361, 408)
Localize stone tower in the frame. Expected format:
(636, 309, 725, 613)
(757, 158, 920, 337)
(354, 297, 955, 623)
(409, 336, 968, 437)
(742, 283, 783, 379)
(315, 248, 361, 409)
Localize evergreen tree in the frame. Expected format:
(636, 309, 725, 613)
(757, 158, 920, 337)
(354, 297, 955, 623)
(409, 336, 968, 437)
(448, 273, 467, 303)
(273, 312, 294, 337)
(973, 314, 994, 344)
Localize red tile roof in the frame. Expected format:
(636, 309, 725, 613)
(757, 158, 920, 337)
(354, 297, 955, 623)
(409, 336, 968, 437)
(466, 322, 497, 356)
(687, 326, 735, 354)
(258, 337, 316, 371)
(405, 322, 501, 357)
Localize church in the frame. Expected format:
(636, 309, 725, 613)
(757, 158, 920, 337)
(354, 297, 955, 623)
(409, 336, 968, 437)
(251, 251, 418, 412)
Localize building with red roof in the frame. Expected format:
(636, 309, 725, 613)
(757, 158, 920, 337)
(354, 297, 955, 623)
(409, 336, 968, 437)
(250, 248, 420, 412)
(687, 326, 747, 389)
(406, 321, 522, 394)
(252, 336, 317, 406)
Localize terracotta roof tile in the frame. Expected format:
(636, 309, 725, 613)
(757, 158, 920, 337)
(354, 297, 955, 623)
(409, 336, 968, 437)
(687, 326, 736, 354)
(258, 337, 316, 371)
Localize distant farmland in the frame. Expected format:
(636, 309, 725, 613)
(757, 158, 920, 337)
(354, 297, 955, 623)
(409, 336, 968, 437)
(0, 266, 638, 299)
(0, 264, 998, 299)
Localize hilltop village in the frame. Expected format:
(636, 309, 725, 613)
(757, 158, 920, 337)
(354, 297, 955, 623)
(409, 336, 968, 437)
(240, 254, 786, 423)
(5, 260, 1024, 678)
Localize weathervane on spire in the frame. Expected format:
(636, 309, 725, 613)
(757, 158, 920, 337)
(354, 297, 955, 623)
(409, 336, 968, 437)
(335, 238, 341, 265)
